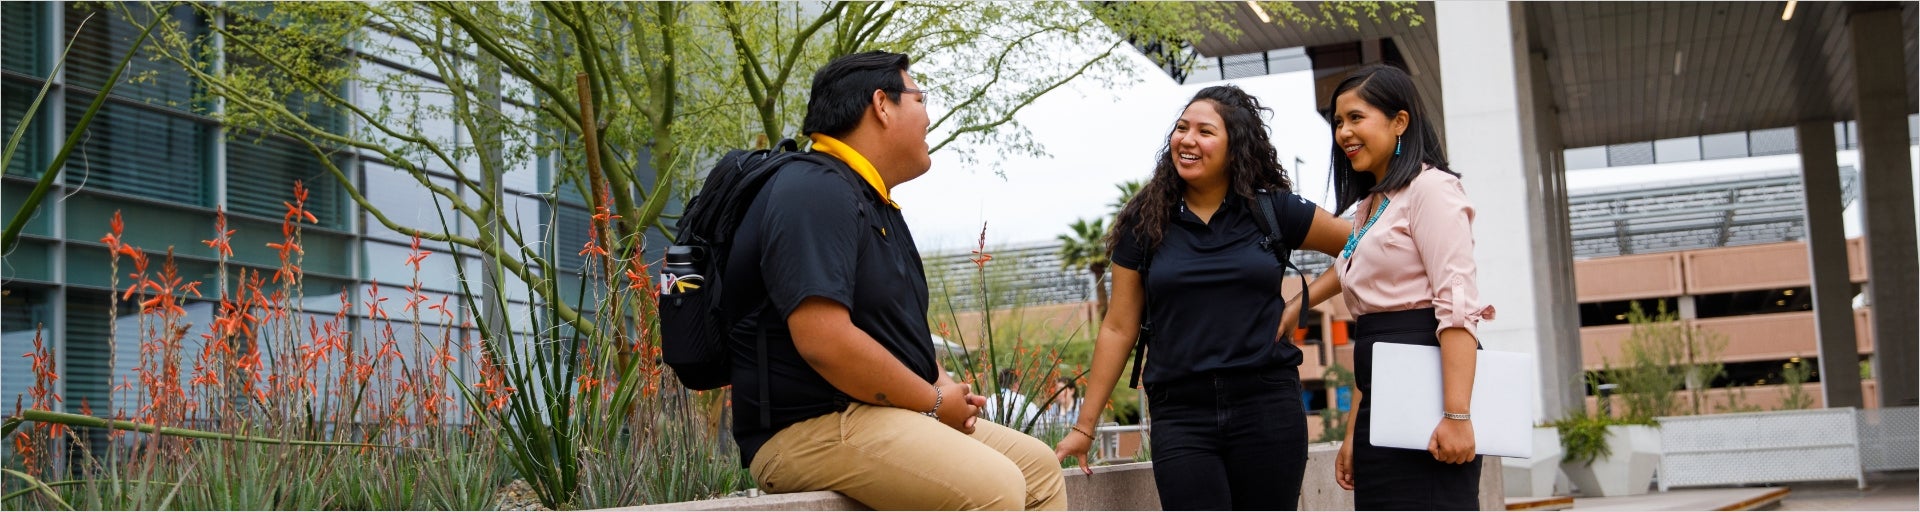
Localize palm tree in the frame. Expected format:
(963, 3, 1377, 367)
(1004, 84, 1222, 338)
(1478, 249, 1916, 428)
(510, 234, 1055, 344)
(1109, 180, 1144, 217)
(1058, 217, 1110, 320)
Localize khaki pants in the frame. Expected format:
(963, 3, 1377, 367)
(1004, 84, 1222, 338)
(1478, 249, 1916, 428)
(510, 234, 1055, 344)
(750, 403, 1068, 510)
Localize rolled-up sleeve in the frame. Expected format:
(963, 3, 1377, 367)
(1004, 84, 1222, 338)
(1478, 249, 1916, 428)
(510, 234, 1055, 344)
(1407, 176, 1490, 338)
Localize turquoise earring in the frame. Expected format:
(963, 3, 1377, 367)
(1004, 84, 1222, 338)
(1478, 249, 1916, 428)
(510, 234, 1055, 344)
(1394, 136, 1402, 156)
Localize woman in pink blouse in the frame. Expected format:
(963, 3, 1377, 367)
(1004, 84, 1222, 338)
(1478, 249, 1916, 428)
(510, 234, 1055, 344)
(1289, 64, 1494, 510)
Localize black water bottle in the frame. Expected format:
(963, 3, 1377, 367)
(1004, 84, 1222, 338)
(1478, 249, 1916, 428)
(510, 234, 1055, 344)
(661, 245, 707, 301)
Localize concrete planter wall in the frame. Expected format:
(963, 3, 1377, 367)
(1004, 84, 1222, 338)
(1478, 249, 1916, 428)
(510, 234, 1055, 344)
(1503, 426, 1565, 498)
(623, 444, 1506, 511)
(1561, 425, 1661, 497)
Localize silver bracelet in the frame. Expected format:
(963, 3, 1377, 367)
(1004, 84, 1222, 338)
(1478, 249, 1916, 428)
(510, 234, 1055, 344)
(1443, 411, 1471, 421)
(924, 385, 943, 418)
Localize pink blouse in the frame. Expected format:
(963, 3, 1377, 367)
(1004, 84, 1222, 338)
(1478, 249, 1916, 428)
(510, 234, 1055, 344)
(1333, 166, 1494, 338)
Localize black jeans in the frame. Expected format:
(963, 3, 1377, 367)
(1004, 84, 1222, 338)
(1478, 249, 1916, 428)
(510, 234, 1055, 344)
(1145, 366, 1308, 510)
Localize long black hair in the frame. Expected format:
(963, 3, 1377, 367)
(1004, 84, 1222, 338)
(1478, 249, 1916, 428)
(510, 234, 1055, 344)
(1326, 64, 1454, 216)
(1109, 85, 1292, 255)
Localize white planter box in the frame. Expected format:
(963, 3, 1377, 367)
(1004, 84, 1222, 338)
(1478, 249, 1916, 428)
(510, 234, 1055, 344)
(1657, 408, 1864, 490)
(1503, 427, 1564, 498)
(1561, 425, 1661, 497)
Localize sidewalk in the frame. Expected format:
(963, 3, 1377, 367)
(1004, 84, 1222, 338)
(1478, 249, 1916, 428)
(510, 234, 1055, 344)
(1775, 471, 1917, 511)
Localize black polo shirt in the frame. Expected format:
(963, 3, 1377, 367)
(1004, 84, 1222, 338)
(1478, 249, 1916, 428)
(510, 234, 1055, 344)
(722, 156, 937, 467)
(1111, 191, 1317, 387)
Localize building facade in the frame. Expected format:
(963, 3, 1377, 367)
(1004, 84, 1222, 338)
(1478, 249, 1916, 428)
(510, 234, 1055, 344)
(2, 2, 607, 425)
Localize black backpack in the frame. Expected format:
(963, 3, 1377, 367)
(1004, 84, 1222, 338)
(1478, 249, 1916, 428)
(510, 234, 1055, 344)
(659, 139, 851, 393)
(1126, 189, 1312, 388)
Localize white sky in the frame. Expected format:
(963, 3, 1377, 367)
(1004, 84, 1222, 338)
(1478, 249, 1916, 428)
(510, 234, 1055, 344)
(896, 51, 1918, 255)
(896, 51, 1338, 253)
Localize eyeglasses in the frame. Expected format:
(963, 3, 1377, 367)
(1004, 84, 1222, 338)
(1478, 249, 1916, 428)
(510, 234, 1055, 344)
(894, 87, 931, 101)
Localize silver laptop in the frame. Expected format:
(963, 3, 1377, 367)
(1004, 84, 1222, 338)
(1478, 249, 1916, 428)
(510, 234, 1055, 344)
(1366, 343, 1536, 458)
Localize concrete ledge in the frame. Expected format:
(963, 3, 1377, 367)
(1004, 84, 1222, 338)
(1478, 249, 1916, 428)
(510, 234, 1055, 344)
(619, 442, 1505, 511)
(1505, 495, 1575, 511)
(1065, 462, 1160, 510)
(619, 490, 868, 511)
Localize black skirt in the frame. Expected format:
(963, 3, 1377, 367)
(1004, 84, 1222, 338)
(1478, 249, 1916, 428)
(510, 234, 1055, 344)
(1351, 308, 1482, 511)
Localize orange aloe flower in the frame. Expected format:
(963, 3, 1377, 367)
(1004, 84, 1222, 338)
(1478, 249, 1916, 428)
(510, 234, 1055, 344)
(202, 207, 236, 258)
(970, 222, 993, 268)
(405, 235, 432, 271)
(579, 238, 608, 258)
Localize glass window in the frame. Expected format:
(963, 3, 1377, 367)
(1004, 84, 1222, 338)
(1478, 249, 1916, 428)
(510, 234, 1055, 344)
(85, 294, 216, 419)
(224, 215, 354, 278)
(1, 172, 53, 238)
(1653, 137, 1701, 163)
(365, 239, 468, 296)
(1219, 53, 1268, 81)
(2, 2, 44, 77)
(1700, 132, 1749, 160)
(496, 301, 536, 335)
(360, 28, 434, 76)
(227, 132, 349, 230)
(61, 193, 212, 258)
(362, 161, 458, 244)
(64, 97, 211, 206)
(2, 286, 54, 417)
(360, 318, 466, 421)
(497, 104, 544, 195)
(290, 277, 356, 315)
(352, 63, 458, 172)
(1605, 142, 1654, 167)
(553, 204, 593, 273)
(2, 80, 47, 179)
(0, 240, 53, 282)
(1747, 127, 1796, 156)
(503, 193, 549, 260)
(1563, 146, 1608, 170)
(66, 3, 210, 112)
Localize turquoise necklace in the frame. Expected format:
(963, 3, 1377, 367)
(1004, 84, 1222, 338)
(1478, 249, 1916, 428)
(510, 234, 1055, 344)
(1340, 196, 1391, 260)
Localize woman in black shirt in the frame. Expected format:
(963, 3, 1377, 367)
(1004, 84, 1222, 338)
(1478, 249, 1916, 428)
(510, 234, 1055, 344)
(1054, 85, 1350, 510)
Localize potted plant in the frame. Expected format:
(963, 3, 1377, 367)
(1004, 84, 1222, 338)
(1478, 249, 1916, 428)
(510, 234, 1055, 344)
(1503, 424, 1565, 498)
(1554, 410, 1661, 497)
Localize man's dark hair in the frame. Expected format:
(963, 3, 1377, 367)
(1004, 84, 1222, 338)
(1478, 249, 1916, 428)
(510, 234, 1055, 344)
(999, 368, 1019, 391)
(801, 51, 912, 139)
(1325, 64, 1455, 216)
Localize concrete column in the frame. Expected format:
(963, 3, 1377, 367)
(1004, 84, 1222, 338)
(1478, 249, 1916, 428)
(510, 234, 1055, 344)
(1435, 1, 1582, 421)
(1526, 39, 1585, 421)
(1796, 120, 1864, 409)
(1849, 6, 1919, 408)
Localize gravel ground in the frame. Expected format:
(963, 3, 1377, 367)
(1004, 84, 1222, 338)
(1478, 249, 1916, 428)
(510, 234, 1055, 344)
(494, 480, 551, 511)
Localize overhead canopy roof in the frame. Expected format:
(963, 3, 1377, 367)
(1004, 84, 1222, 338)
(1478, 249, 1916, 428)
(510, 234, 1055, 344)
(1129, 1, 1919, 149)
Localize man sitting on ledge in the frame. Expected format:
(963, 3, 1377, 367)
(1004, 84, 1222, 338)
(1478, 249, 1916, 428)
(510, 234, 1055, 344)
(722, 50, 1067, 511)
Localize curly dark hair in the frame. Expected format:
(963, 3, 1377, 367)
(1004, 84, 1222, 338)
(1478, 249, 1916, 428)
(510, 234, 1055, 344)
(1108, 85, 1293, 257)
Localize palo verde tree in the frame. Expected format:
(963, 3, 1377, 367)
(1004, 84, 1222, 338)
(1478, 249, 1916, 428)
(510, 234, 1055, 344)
(92, 0, 1423, 344)
(67, 1, 1421, 507)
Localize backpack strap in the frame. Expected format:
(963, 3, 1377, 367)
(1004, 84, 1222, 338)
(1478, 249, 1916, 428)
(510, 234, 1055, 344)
(1252, 190, 1312, 342)
(1126, 246, 1154, 389)
(753, 145, 876, 417)
(757, 318, 772, 428)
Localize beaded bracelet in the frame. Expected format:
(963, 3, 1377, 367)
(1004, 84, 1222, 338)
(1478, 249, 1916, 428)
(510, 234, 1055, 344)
(923, 385, 943, 419)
